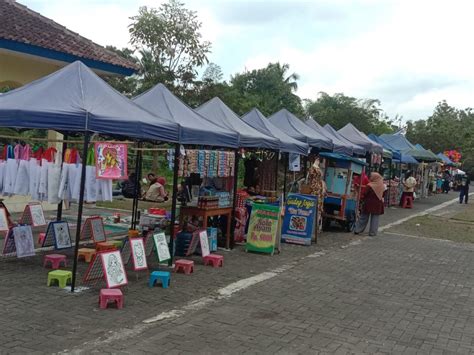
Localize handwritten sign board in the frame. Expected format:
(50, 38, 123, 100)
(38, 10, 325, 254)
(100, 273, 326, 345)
(199, 230, 210, 257)
(246, 203, 280, 255)
(153, 232, 171, 262)
(281, 193, 317, 246)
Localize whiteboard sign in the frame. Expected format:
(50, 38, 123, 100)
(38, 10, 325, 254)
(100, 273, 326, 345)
(199, 230, 210, 257)
(153, 232, 170, 262)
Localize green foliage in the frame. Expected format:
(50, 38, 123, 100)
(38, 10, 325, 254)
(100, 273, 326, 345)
(304, 92, 394, 134)
(406, 101, 474, 176)
(129, 0, 211, 90)
(104, 46, 139, 97)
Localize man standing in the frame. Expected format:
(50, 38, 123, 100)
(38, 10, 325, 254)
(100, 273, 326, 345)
(459, 174, 471, 204)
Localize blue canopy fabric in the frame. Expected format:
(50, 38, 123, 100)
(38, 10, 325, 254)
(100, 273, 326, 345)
(305, 119, 352, 156)
(368, 134, 398, 160)
(0, 61, 180, 142)
(379, 133, 436, 162)
(268, 109, 332, 150)
(415, 144, 440, 161)
(323, 124, 366, 156)
(437, 153, 455, 166)
(134, 84, 239, 148)
(196, 97, 279, 150)
(338, 123, 383, 154)
(319, 152, 366, 166)
(241, 108, 309, 155)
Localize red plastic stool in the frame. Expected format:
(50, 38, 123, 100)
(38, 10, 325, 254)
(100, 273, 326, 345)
(43, 254, 67, 269)
(38, 233, 46, 245)
(402, 195, 414, 209)
(174, 259, 194, 274)
(99, 289, 124, 309)
(203, 254, 224, 268)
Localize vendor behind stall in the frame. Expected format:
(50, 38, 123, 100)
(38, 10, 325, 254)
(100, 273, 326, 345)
(143, 174, 168, 202)
(121, 172, 140, 198)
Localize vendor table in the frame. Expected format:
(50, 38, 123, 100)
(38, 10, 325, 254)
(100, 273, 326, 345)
(179, 206, 233, 249)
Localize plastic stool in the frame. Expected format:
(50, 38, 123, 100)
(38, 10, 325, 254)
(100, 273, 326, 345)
(148, 271, 171, 288)
(43, 254, 67, 269)
(95, 241, 117, 251)
(78, 248, 96, 263)
(174, 259, 194, 274)
(402, 195, 414, 209)
(99, 288, 124, 309)
(203, 254, 224, 268)
(47, 270, 72, 288)
(38, 232, 46, 245)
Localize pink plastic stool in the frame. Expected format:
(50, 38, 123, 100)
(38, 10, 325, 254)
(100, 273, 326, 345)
(174, 259, 194, 274)
(99, 289, 124, 309)
(38, 233, 46, 245)
(43, 254, 67, 269)
(203, 254, 224, 268)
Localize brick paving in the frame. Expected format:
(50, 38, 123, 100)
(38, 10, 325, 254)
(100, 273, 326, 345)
(0, 192, 467, 354)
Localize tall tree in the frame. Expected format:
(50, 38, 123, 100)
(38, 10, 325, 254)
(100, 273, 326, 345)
(129, 0, 211, 90)
(305, 92, 394, 135)
(104, 46, 139, 97)
(229, 62, 304, 116)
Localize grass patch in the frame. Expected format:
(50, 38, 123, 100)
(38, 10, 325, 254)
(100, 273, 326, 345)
(388, 214, 474, 244)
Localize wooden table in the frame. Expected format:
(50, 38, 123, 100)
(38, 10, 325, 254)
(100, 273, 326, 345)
(179, 206, 233, 249)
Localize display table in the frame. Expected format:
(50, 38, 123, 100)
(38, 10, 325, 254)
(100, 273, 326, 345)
(179, 206, 232, 249)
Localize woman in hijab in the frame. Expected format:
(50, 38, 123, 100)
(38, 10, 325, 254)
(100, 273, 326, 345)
(354, 172, 386, 236)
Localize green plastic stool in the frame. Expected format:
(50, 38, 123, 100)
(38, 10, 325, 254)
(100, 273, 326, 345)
(47, 270, 72, 288)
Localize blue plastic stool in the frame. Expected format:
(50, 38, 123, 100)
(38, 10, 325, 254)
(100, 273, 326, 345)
(148, 271, 171, 288)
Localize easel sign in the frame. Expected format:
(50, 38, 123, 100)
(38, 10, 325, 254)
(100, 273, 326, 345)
(186, 231, 200, 256)
(20, 203, 46, 227)
(42, 221, 72, 250)
(130, 237, 148, 271)
(81, 217, 106, 242)
(101, 250, 128, 288)
(0, 208, 9, 232)
(121, 239, 132, 265)
(153, 232, 170, 263)
(12, 225, 35, 258)
(83, 250, 128, 288)
(199, 230, 210, 257)
(2, 228, 15, 255)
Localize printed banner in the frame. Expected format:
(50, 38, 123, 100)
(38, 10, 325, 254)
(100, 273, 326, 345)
(281, 193, 317, 246)
(95, 142, 128, 180)
(246, 203, 280, 254)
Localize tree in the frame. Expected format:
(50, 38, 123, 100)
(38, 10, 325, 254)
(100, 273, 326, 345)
(202, 63, 223, 84)
(129, 0, 211, 90)
(228, 62, 304, 116)
(406, 101, 474, 176)
(304, 92, 394, 135)
(104, 46, 139, 97)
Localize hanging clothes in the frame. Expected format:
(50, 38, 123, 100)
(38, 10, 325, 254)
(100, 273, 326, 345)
(13, 144, 31, 196)
(4, 145, 18, 196)
(28, 158, 41, 200)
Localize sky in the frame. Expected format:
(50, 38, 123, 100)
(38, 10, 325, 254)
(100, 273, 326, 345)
(21, 0, 474, 121)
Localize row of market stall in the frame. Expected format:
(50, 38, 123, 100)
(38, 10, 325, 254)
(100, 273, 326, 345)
(0, 60, 462, 292)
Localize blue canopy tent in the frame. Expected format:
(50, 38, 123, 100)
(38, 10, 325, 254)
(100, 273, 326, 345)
(0, 61, 180, 141)
(268, 109, 333, 151)
(368, 134, 396, 160)
(241, 108, 309, 155)
(196, 97, 279, 150)
(323, 124, 366, 156)
(134, 84, 239, 148)
(0, 61, 182, 292)
(379, 133, 437, 162)
(437, 153, 455, 166)
(338, 123, 383, 154)
(305, 119, 353, 156)
(415, 144, 441, 162)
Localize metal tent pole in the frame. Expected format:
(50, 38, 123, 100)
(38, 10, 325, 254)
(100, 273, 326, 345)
(230, 149, 240, 249)
(168, 143, 180, 266)
(71, 132, 90, 293)
(131, 142, 142, 230)
(56, 134, 68, 221)
(274, 151, 279, 191)
(283, 153, 288, 198)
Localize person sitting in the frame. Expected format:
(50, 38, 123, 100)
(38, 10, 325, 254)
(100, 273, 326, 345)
(121, 173, 140, 198)
(144, 175, 169, 202)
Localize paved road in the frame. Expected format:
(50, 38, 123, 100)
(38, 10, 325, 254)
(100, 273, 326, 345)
(0, 192, 470, 354)
(64, 193, 474, 354)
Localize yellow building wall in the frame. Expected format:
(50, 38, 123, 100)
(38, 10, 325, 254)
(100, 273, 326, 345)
(0, 50, 64, 212)
(0, 50, 61, 87)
